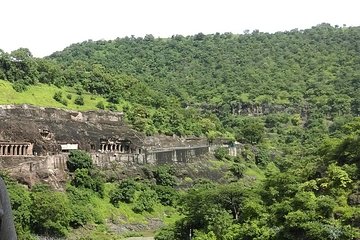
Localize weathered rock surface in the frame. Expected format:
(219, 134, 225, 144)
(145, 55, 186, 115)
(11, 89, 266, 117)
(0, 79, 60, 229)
(0, 105, 211, 187)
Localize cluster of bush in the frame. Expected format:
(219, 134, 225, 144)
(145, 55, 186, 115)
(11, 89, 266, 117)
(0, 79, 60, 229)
(53, 91, 84, 106)
(109, 165, 179, 213)
(3, 151, 183, 239)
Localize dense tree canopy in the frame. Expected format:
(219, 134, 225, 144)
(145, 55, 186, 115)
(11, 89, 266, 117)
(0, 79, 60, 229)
(2, 24, 360, 139)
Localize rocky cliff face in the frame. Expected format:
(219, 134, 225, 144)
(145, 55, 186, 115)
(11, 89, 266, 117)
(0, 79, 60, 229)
(0, 105, 210, 187)
(0, 104, 144, 155)
(0, 104, 146, 187)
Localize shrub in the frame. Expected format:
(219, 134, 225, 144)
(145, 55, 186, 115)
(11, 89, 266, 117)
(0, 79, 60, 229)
(154, 185, 179, 206)
(71, 169, 105, 197)
(6, 179, 32, 238)
(110, 179, 137, 206)
(66, 186, 95, 228)
(67, 150, 93, 172)
(230, 163, 246, 178)
(107, 103, 118, 111)
(96, 101, 105, 110)
(107, 92, 120, 104)
(53, 91, 63, 102)
(132, 189, 157, 213)
(53, 91, 68, 106)
(74, 95, 84, 105)
(12, 81, 28, 92)
(30, 185, 72, 237)
(214, 147, 229, 160)
(153, 165, 176, 187)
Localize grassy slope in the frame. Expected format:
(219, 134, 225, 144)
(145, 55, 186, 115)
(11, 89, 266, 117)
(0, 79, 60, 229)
(0, 79, 108, 111)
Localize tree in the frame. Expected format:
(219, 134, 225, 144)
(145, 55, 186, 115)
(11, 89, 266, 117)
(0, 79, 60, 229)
(66, 186, 96, 228)
(67, 150, 93, 172)
(109, 179, 137, 205)
(5, 178, 32, 238)
(30, 185, 72, 237)
(154, 185, 179, 206)
(214, 147, 229, 160)
(236, 120, 265, 144)
(153, 165, 176, 187)
(133, 188, 158, 213)
(71, 168, 104, 197)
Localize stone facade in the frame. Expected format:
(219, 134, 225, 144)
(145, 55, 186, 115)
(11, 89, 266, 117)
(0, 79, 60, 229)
(0, 105, 211, 178)
(0, 142, 33, 156)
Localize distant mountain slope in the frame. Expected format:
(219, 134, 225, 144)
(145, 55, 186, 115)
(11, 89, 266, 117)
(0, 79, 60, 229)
(2, 23, 360, 139)
(49, 23, 360, 117)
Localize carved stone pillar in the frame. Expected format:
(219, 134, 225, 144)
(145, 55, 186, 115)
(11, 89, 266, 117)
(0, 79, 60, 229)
(13, 145, 16, 156)
(13, 145, 17, 155)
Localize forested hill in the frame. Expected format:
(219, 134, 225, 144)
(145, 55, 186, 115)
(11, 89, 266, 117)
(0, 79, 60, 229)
(1, 23, 360, 139)
(1, 24, 360, 239)
(49, 23, 360, 117)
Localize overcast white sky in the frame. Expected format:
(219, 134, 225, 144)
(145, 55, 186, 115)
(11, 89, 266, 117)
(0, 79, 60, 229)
(1, 0, 359, 57)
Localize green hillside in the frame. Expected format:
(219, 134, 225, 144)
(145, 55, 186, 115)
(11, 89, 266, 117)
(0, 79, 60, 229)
(0, 80, 108, 111)
(1, 23, 359, 240)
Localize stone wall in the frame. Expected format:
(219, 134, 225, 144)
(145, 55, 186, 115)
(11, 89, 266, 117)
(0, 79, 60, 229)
(91, 153, 147, 167)
(0, 104, 212, 186)
(146, 146, 209, 164)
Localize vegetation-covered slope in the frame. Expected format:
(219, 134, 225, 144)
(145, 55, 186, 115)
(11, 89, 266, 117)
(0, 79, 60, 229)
(0, 80, 106, 111)
(1, 23, 360, 239)
(50, 23, 360, 118)
(1, 23, 360, 139)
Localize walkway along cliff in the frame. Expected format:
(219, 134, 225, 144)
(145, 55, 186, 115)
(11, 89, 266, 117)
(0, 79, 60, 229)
(0, 105, 213, 185)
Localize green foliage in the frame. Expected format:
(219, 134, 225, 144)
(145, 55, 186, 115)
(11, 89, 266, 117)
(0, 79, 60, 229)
(153, 165, 176, 187)
(96, 101, 105, 110)
(2, 25, 360, 239)
(230, 162, 246, 178)
(214, 147, 229, 160)
(132, 188, 158, 213)
(67, 150, 93, 172)
(107, 92, 120, 104)
(109, 179, 137, 205)
(30, 184, 72, 237)
(193, 230, 216, 240)
(106, 103, 117, 111)
(53, 91, 62, 102)
(12, 81, 28, 92)
(6, 179, 33, 238)
(71, 169, 105, 197)
(154, 185, 179, 206)
(154, 225, 177, 240)
(66, 186, 96, 228)
(236, 119, 265, 144)
(74, 95, 84, 105)
(53, 91, 68, 106)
